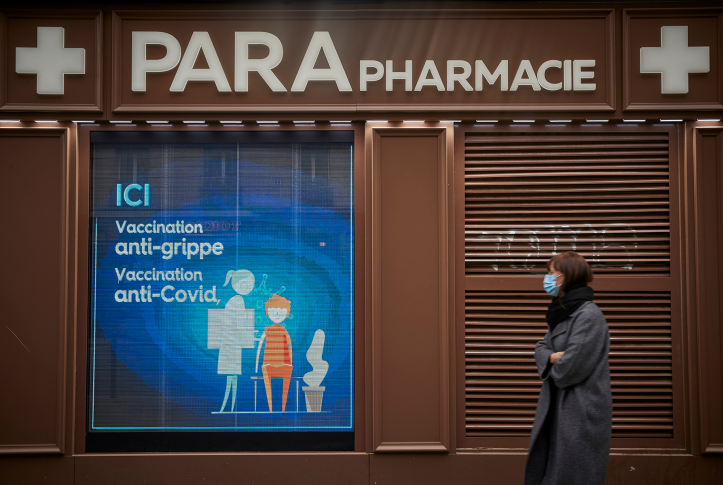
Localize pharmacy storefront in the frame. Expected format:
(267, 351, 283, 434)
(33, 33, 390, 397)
(1, 3, 723, 484)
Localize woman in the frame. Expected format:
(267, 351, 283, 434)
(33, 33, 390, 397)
(524, 252, 612, 485)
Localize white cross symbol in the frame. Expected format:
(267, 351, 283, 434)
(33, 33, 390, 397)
(640, 26, 709, 94)
(16, 27, 85, 95)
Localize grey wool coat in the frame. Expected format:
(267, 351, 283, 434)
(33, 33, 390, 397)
(524, 301, 612, 485)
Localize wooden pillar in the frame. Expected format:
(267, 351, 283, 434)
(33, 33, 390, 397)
(0, 126, 76, 485)
(368, 125, 453, 452)
(691, 126, 723, 454)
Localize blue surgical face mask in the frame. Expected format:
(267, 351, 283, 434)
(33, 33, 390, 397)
(543, 274, 563, 297)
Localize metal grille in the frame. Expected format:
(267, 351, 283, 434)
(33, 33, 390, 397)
(465, 133, 671, 275)
(464, 290, 673, 439)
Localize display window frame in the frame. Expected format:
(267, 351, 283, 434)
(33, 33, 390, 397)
(74, 122, 367, 454)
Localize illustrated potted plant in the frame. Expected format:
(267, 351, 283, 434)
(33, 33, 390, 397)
(302, 330, 329, 412)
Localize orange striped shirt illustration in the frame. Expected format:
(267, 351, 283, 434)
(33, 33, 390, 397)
(262, 324, 292, 366)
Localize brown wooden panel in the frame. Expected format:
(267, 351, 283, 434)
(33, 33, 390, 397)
(76, 453, 369, 485)
(371, 126, 451, 452)
(0, 456, 74, 485)
(352, 125, 367, 453)
(0, 129, 68, 454)
(692, 127, 723, 454)
(110, 9, 614, 115)
(0, 10, 103, 113)
(623, 8, 723, 111)
(111, 10, 358, 113)
(356, 9, 615, 113)
(370, 453, 723, 485)
(604, 454, 723, 484)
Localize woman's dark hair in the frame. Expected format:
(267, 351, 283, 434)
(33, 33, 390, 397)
(546, 252, 593, 294)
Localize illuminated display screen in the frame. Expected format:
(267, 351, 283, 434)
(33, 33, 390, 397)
(87, 131, 354, 451)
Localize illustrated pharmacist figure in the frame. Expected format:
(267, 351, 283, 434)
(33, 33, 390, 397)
(254, 294, 293, 412)
(208, 270, 255, 413)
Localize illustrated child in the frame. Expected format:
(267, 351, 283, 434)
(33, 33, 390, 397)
(214, 269, 255, 413)
(254, 294, 293, 412)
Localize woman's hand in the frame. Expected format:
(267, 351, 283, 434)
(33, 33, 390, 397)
(550, 351, 565, 364)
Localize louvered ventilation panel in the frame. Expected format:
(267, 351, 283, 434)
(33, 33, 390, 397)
(465, 133, 670, 275)
(464, 291, 673, 438)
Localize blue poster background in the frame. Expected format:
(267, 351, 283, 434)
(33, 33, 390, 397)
(89, 139, 353, 431)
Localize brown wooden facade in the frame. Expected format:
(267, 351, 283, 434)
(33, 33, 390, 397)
(1, 2, 723, 484)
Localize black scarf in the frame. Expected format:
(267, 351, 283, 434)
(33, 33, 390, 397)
(546, 284, 594, 331)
